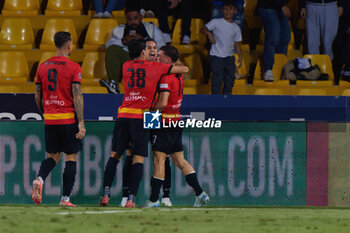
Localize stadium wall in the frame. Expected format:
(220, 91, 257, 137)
(0, 94, 349, 206)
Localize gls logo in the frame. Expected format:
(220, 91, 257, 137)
(143, 110, 161, 129)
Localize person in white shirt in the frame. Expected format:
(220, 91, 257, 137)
(201, 0, 242, 95)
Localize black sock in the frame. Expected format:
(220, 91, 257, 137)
(129, 163, 143, 196)
(38, 157, 56, 181)
(150, 177, 164, 202)
(122, 155, 132, 197)
(185, 173, 203, 196)
(163, 157, 171, 198)
(102, 157, 119, 196)
(62, 161, 77, 197)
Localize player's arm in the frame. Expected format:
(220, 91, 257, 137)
(72, 83, 86, 139)
(234, 41, 242, 68)
(169, 64, 189, 74)
(35, 84, 44, 114)
(154, 91, 170, 111)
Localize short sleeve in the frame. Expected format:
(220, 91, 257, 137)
(233, 25, 242, 42)
(72, 64, 82, 84)
(159, 75, 171, 92)
(205, 19, 217, 31)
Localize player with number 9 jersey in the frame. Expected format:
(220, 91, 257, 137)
(36, 56, 82, 125)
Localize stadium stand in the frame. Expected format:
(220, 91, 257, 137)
(40, 18, 78, 50)
(0, 18, 34, 50)
(81, 52, 107, 85)
(45, 0, 83, 16)
(254, 88, 284, 95)
(83, 19, 118, 51)
(1, 0, 40, 16)
(0, 51, 29, 83)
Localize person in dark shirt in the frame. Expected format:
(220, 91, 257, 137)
(299, 0, 344, 60)
(257, 0, 291, 81)
(333, 0, 350, 82)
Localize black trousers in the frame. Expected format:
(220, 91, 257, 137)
(333, 22, 350, 82)
(154, 0, 192, 37)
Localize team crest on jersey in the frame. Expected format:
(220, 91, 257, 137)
(143, 110, 161, 129)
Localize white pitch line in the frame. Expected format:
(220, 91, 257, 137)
(55, 207, 236, 215)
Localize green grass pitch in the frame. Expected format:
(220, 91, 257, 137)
(1, 205, 350, 233)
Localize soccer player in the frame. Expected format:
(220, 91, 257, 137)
(120, 39, 173, 207)
(31, 31, 86, 207)
(145, 45, 209, 208)
(99, 39, 189, 208)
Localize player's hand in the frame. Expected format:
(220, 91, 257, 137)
(282, 5, 291, 18)
(76, 122, 86, 140)
(338, 7, 344, 17)
(208, 32, 216, 44)
(168, 0, 180, 9)
(300, 8, 306, 20)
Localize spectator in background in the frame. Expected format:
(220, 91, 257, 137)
(154, 0, 192, 44)
(201, 0, 242, 95)
(211, 0, 244, 33)
(93, 0, 120, 18)
(100, 7, 166, 94)
(258, 0, 291, 81)
(333, 0, 350, 82)
(299, 0, 343, 60)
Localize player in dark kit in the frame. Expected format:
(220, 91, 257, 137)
(145, 45, 209, 208)
(99, 39, 189, 208)
(32, 31, 86, 207)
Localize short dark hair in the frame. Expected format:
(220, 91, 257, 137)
(128, 39, 146, 59)
(125, 6, 141, 14)
(145, 38, 156, 44)
(223, 0, 236, 8)
(159, 45, 179, 62)
(54, 31, 72, 48)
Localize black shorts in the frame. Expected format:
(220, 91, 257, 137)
(112, 118, 149, 157)
(45, 123, 82, 154)
(151, 127, 183, 154)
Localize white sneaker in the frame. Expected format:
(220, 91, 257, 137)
(193, 191, 210, 207)
(102, 11, 112, 18)
(161, 197, 173, 207)
(120, 197, 128, 207)
(144, 200, 160, 208)
(93, 12, 103, 18)
(182, 35, 190, 44)
(263, 70, 274, 81)
(163, 33, 172, 43)
(145, 10, 155, 18)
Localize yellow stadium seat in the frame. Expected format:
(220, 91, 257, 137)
(244, 0, 257, 16)
(2, 0, 40, 16)
(254, 54, 289, 86)
(0, 52, 29, 83)
(303, 54, 334, 80)
(255, 88, 284, 95)
(0, 85, 21, 93)
(142, 18, 159, 27)
(180, 53, 203, 81)
(0, 19, 34, 50)
(81, 86, 108, 94)
(184, 79, 200, 87)
(45, 0, 83, 16)
(83, 19, 118, 51)
(341, 89, 350, 96)
(296, 80, 333, 87)
(39, 52, 58, 65)
(298, 88, 327, 96)
(40, 18, 78, 50)
(183, 87, 197, 94)
(171, 18, 206, 54)
(81, 52, 107, 85)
